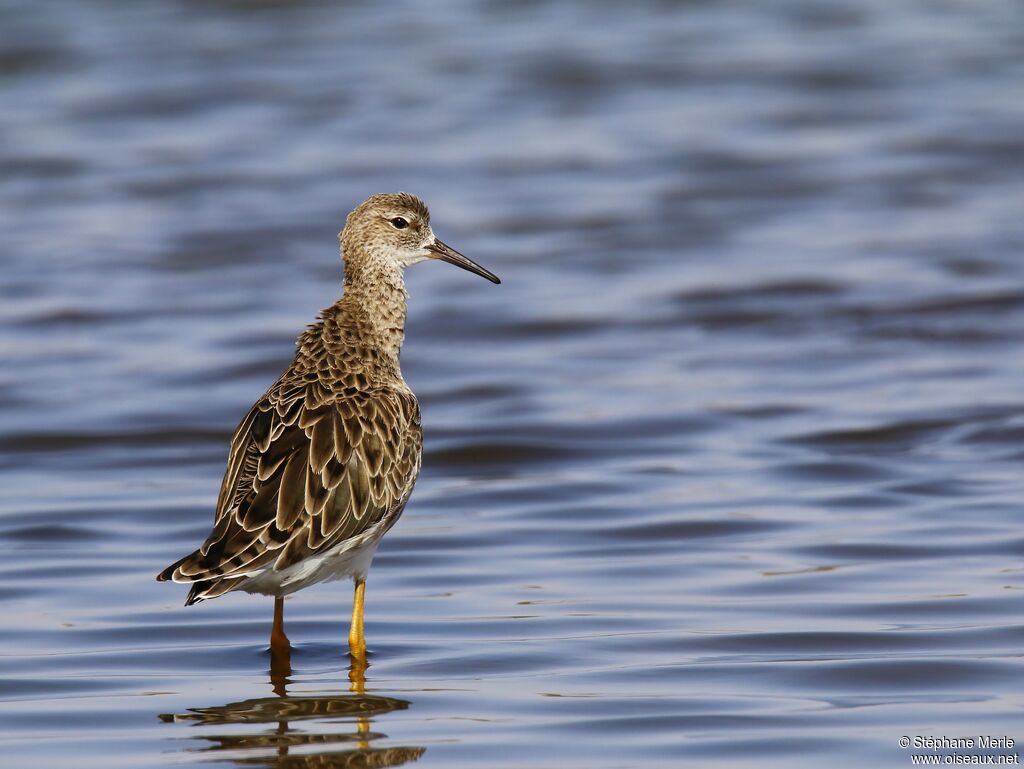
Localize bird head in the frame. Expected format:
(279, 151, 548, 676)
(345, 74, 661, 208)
(340, 192, 500, 284)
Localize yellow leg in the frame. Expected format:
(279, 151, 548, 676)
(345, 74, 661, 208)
(348, 579, 366, 655)
(348, 579, 368, 692)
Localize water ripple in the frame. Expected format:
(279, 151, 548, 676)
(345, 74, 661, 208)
(2, 0, 1023, 767)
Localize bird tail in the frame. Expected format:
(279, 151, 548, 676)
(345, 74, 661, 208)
(184, 577, 247, 605)
(157, 552, 247, 606)
(155, 552, 192, 583)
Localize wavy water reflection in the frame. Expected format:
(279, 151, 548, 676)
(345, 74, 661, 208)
(2, 0, 1024, 767)
(161, 658, 424, 769)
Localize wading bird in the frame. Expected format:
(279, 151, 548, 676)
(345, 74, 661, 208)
(158, 193, 499, 670)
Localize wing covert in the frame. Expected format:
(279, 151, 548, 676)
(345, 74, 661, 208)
(164, 379, 421, 585)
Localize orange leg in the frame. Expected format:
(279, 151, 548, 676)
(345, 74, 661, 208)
(271, 596, 290, 647)
(270, 596, 291, 687)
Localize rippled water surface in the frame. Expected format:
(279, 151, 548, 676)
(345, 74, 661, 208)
(2, 1, 1024, 767)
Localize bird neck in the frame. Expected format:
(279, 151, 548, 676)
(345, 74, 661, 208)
(316, 257, 409, 381)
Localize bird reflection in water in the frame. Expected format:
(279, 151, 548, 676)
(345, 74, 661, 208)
(160, 644, 424, 768)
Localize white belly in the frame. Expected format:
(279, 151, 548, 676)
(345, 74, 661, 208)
(237, 519, 390, 597)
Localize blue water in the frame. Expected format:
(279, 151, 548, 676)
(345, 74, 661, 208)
(2, 0, 1023, 766)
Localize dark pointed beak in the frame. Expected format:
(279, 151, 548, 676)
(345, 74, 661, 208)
(426, 239, 500, 284)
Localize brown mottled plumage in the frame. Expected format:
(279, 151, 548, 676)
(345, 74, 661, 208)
(157, 193, 499, 657)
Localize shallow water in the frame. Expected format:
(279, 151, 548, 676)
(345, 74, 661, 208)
(2, 0, 1024, 767)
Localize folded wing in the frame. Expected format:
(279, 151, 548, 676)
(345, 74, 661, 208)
(157, 377, 421, 599)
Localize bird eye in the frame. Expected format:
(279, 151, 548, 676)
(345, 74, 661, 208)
(390, 217, 409, 229)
